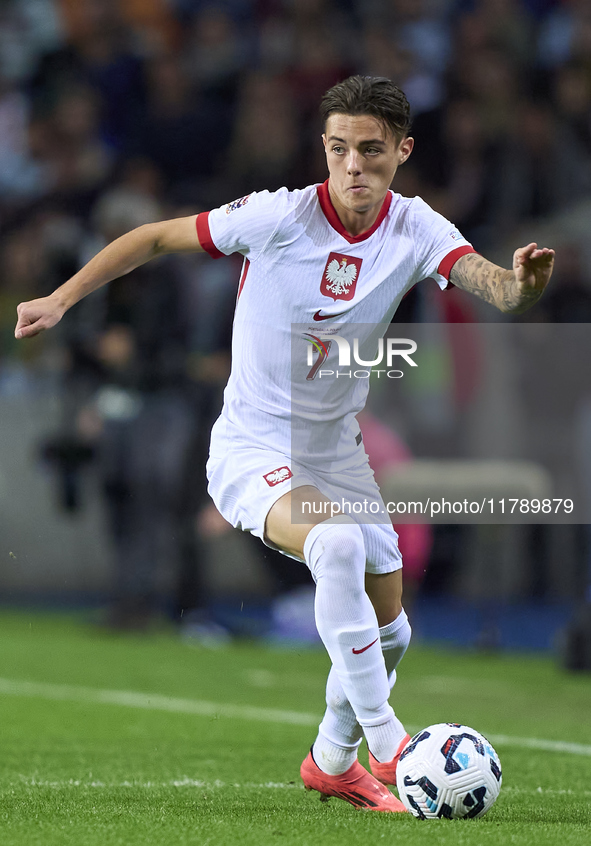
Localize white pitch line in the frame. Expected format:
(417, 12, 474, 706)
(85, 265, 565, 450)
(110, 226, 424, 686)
(14, 778, 301, 790)
(505, 786, 591, 798)
(0, 677, 318, 727)
(0, 676, 590, 757)
(11, 780, 591, 798)
(483, 733, 591, 757)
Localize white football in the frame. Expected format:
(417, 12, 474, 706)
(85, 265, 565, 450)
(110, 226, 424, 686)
(396, 723, 502, 819)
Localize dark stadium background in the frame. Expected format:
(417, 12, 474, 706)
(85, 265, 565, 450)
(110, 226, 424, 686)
(1, 0, 590, 661)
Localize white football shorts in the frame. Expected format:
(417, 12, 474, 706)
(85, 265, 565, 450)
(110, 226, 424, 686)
(206, 424, 402, 576)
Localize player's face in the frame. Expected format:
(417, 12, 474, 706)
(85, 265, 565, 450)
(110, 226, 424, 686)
(323, 113, 413, 236)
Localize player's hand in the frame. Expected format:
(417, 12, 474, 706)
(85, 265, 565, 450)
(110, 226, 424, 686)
(14, 295, 66, 339)
(512, 242, 555, 301)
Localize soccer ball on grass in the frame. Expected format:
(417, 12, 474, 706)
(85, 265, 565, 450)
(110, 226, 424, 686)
(396, 723, 502, 819)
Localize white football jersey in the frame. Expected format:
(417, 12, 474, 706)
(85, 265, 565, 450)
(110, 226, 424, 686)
(197, 181, 474, 470)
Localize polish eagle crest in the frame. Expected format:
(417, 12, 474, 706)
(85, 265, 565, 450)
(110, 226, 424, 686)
(263, 466, 293, 486)
(320, 253, 362, 301)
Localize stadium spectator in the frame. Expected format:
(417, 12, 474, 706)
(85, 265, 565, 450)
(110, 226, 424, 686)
(358, 0, 452, 115)
(0, 81, 54, 211)
(0, 0, 64, 85)
(181, 5, 250, 107)
(486, 97, 591, 236)
(551, 61, 591, 157)
(127, 51, 231, 204)
(79, 187, 194, 629)
(225, 72, 301, 194)
(411, 96, 498, 247)
(448, 46, 521, 142)
(32, 0, 147, 151)
(458, 0, 535, 68)
(537, 0, 591, 69)
(43, 84, 113, 196)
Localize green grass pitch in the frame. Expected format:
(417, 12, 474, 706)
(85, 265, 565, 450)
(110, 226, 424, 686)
(0, 611, 590, 845)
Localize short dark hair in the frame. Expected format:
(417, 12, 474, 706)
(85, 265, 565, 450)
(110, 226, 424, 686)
(320, 75, 412, 141)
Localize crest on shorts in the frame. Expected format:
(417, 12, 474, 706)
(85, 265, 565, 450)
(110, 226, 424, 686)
(225, 194, 251, 214)
(320, 253, 362, 301)
(263, 466, 292, 486)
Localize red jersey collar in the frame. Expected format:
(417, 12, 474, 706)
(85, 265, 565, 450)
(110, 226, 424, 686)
(317, 179, 392, 244)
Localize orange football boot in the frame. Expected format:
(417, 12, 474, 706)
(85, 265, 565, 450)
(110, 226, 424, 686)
(300, 750, 407, 812)
(368, 732, 411, 785)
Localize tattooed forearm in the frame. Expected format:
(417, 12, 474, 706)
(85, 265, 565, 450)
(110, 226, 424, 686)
(449, 254, 506, 308)
(449, 253, 542, 314)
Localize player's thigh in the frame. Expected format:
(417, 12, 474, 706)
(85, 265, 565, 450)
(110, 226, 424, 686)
(265, 485, 337, 560)
(365, 570, 403, 628)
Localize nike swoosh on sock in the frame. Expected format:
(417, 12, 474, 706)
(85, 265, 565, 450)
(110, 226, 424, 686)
(352, 638, 379, 655)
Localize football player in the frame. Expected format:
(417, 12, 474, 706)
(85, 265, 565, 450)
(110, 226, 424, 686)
(15, 76, 554, 812)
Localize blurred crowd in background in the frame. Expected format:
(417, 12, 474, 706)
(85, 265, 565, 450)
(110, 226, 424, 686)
(1, 0, 591, 641)
(2, 0, 591, 246)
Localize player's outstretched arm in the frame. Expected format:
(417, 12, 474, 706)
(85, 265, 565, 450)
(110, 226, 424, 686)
(449, 243, 555, 314)
(15, 215, 203, 339)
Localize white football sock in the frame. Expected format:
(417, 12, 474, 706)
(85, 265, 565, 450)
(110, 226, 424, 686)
(304, 515, 393, 774)
(379, 608, 412, 683)
(311, 731, 359, 776)
(317, 609, 412, 768)
(364, 715, 406, 764)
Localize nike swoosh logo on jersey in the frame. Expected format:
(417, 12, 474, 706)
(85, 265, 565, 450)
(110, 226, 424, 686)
(352, 637, 379, 655)
(313, 309, 347, 321)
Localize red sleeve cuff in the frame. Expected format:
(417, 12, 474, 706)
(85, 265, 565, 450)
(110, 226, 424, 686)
(196, 211, 225, 259)
(437, 245, 476, 280)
